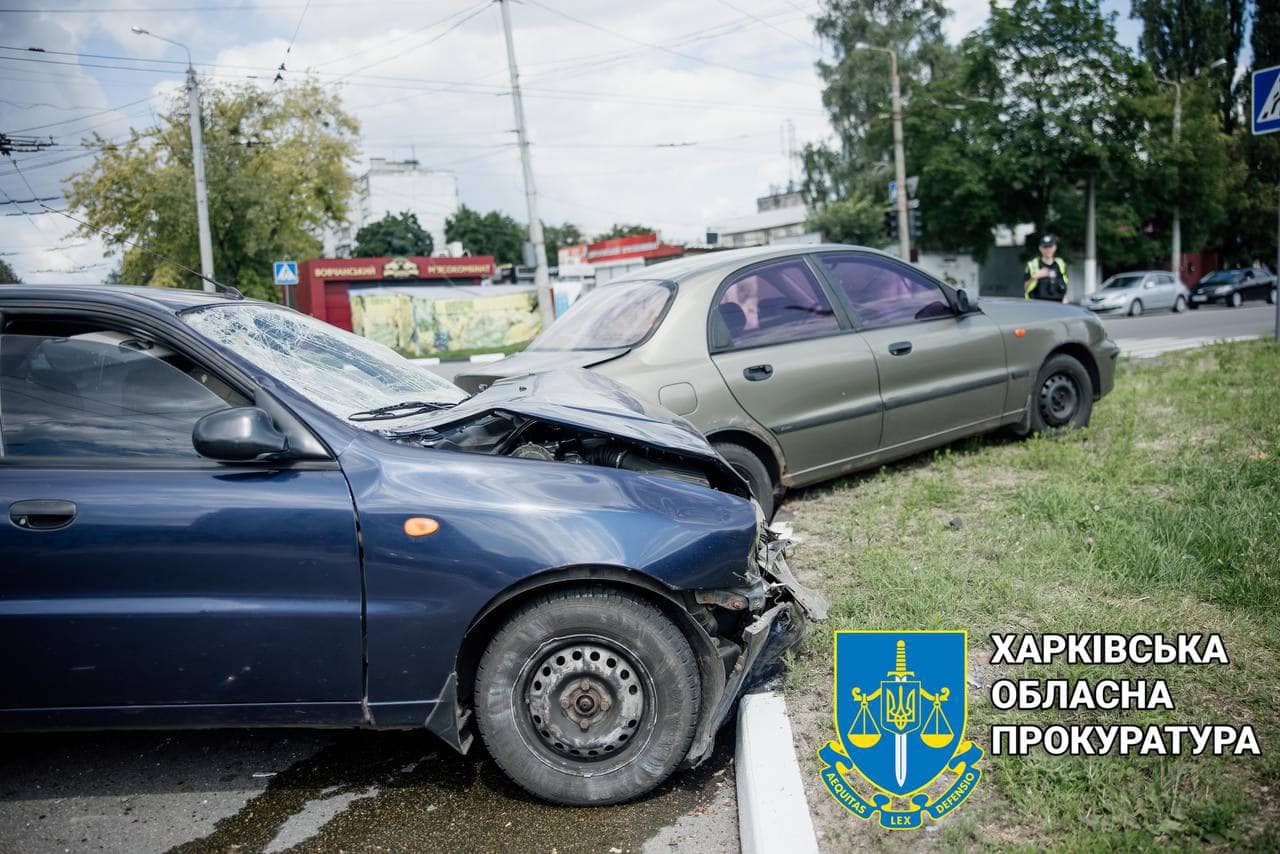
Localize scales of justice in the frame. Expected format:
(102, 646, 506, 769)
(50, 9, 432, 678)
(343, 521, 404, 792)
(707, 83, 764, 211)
(848, 639, 954, 787)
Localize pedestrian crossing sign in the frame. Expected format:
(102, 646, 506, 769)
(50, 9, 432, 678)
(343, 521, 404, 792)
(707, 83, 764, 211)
(273, 260, 299, 286)
(1253, 65, 1280, 136)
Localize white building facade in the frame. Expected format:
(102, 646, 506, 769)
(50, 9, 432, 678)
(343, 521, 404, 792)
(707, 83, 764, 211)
(323, 158, 460, 257)
(706, 187, 820, 249)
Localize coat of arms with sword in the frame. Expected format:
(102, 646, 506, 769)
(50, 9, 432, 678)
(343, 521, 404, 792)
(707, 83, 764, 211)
(819, 631, 983, 829)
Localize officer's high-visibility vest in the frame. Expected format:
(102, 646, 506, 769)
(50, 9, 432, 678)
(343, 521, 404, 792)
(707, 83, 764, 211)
(1025, 257, 1068, 299)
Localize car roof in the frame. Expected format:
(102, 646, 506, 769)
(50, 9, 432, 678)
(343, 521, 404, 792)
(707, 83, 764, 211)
(0, 283, 250, 312)
(608, 243, 889, 286)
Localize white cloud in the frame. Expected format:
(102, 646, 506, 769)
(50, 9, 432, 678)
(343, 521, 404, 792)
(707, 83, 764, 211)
(3, 0, 1042, 282)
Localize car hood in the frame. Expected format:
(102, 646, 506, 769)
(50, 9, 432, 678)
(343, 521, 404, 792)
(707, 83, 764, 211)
(397, 366, 734, 472)
(453, 347, 629, 394)
(976, 297, 1094, 324)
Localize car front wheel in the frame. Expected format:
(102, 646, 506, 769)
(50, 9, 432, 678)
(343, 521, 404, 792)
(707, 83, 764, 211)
(1128, 299, 1143, 317)
(475, 586, 701, 806)
(1229, 291, 1243, 308)
(1269, 287, 1276, 305)
(1029, 353, 1094, 433)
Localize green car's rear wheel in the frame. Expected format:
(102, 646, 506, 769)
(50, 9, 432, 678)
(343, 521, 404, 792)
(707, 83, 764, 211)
(1030, 354, 1093, 433)
(713, 441, 775, 519)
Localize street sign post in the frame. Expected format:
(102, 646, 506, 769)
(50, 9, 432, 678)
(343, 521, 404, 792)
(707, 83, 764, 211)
(273, 260, 298, 308)
(1252, 65, 1280, 341)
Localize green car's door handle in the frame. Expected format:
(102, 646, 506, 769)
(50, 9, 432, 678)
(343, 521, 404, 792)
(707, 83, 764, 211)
(743, 364, 774, 381)
(888, 341, 912, 356)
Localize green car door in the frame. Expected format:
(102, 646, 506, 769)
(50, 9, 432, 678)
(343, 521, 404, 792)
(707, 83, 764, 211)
(814, 252, 1008, 452)
(708, 256, 883, 480)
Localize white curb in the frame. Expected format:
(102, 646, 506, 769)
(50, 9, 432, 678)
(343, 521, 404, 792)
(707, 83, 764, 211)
(468, 352, 505, 364)
(736, 692, 819, 854)
(410, 356, 441, 365)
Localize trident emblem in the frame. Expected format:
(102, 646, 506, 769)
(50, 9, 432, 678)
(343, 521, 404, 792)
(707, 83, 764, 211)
(847, 640, 954, 787)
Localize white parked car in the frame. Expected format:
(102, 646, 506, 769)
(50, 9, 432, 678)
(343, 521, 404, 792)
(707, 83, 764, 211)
(1086, 271, 1189, 316)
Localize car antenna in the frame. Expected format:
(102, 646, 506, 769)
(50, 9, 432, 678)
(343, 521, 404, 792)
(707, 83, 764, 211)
(4, 156, 244, 300)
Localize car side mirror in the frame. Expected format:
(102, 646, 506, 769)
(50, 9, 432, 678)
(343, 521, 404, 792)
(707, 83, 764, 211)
(1143, 281, 1155, 289)
(193, 406, 289, 462)
(955, 288, 976, 313)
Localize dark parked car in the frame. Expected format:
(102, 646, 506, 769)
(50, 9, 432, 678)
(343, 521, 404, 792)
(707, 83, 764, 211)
(0, 285, 823, 806)
(1187, 267, 1277, 308)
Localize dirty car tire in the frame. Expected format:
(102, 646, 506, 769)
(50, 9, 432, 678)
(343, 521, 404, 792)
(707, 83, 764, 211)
(475, 586, 701, 806)
(713, 441, 774, 519)
(1029, 353, 1093, 434)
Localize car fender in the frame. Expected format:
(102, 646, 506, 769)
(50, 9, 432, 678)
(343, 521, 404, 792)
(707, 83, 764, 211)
(336, 433, 758, 727)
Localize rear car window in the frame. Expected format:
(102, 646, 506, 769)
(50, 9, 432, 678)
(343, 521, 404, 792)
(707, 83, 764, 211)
(710, 258, 839, 350)
(529, 281, 673, 351)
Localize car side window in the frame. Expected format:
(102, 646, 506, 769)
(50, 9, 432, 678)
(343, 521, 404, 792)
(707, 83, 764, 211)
(0, 321, 249, 462)
(710, 258, 840, 350)
(817, 253, 954, 330)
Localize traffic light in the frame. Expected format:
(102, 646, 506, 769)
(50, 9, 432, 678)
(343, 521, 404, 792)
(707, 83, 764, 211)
(884, 210, 898, 241)
(909, 209, 923, 239)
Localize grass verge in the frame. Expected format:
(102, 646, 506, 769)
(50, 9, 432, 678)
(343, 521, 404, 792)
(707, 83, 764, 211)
(782, 340, 1280, 852)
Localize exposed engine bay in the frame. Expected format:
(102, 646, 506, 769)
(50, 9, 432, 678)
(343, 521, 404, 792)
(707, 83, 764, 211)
(404, 411, 748, 496)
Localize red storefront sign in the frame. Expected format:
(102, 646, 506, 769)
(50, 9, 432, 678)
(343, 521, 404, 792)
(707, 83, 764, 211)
(291, 255, 496, 331)
(585, 234, 684, 264)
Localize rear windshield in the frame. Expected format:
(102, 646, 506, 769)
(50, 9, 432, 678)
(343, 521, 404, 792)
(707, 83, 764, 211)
(529, 281, 673, 351)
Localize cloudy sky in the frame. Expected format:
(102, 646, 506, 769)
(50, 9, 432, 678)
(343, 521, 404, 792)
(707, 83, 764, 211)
(0, 0, 1142, 282)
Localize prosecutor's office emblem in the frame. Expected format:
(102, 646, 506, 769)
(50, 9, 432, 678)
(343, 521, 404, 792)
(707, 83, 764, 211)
(819, 631, 983, 829)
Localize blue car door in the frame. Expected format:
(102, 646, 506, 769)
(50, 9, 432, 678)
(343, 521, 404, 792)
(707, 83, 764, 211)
(0, 313, 363, 721)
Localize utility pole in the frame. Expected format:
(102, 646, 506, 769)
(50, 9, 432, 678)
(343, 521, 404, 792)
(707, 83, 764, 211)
(1085, 175, 1097, 298)
(1157, 59, 1226, 285)
(1274, 175, 1279, 342)
(856, 43, 910, 260)
(498, 0, 553, 328)
(133, 27, 215, 291)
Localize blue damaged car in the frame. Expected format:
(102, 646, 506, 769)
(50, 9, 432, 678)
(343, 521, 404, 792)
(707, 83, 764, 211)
(0, 285, 824, 805)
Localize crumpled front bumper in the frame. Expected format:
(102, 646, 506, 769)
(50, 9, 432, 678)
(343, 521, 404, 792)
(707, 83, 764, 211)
(682, 527, 828, 766)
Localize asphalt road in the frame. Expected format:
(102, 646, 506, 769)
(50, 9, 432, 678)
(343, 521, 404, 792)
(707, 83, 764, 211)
(0, 726, 739, 853)
(1095, 302, 1276, 352)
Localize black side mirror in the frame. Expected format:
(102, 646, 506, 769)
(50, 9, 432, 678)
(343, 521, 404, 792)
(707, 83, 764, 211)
(193, 406, 289, 462)
(955, 288, 976, 313)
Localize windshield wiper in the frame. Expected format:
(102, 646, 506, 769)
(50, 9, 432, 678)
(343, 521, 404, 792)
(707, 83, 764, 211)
(348, 400, 461, 422)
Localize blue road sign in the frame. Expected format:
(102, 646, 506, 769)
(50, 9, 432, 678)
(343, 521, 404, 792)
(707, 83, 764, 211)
(273, 260, 298, 286)
(1253, 64, 1280, 136)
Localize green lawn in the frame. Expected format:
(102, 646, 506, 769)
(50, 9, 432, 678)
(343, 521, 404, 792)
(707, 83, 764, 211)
(782, 340, 1280, 852)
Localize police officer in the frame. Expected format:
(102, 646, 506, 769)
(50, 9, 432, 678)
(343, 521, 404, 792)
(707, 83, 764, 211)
(1024, 234, 1069, 302)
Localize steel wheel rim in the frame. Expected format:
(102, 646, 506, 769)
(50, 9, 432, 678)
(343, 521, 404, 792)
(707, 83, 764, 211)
(514, 634, 656, 775)
(1039, 373, 1079, 427)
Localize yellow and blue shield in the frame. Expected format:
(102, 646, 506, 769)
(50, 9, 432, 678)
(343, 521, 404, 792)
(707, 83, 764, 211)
(819, 630, 983, 829)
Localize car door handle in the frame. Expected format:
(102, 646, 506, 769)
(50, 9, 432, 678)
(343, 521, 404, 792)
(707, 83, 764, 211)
(888, 341, 913, 356)
(9, 499, 77, 531)
(743, 364, 773, 381)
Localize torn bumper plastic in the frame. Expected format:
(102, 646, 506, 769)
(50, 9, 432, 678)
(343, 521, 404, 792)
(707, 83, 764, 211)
(682, 529, 828, 766)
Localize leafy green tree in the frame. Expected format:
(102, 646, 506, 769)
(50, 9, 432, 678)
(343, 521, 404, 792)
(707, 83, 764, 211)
(0, 258, 21, 284)
(963, 0, 1139, 240)
(1130, 0, 1246, 131)
(592, 224, 657, 241)
(444, 205, 527, 265)
(353, 210, 433, 257)
(804, 0, 954, 205)
(65, 79, 358, 301)
(542, 221, 584, 266)
(807, 195, 885, 245)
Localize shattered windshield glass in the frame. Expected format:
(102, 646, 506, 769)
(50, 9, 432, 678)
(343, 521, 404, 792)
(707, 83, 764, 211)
(182, 304, 467, 429)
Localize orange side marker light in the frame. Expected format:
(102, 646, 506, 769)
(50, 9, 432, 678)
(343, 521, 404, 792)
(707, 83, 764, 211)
(404, 517, 440, 537)
(1014, 328, 1026, 337)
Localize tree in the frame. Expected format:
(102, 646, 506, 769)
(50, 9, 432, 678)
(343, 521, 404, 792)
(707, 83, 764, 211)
(542, 221, 584, 266)
(444, 205, 527, 265)
(65, 79, 358, 301)
(592, 224, 657, 241)
(0, 258, 21, 284)
(804, 0, 954, 205)
(353, 210, 433, 257)
(807, 195, 885, 245)
(1130, 0, 1247, 131)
